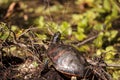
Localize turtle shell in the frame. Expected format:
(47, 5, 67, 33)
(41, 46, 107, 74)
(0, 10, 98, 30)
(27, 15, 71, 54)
(47, 44, 87, 77)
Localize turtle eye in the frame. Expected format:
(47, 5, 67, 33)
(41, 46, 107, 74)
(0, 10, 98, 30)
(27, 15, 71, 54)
(52, 31, 61, 44)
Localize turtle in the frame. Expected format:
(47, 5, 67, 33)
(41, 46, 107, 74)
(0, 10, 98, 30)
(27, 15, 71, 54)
(46, 31, 88, 80)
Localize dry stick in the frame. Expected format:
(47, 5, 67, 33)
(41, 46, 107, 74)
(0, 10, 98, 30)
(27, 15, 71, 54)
(8, 27, 42, 48)
(101, 68, 113, 80)
(4, 2, 17, 19)
(107, 64, 120, 68)
(18, 27, 38, 39)
(76, 35, 98, 47)
(76, 23, 113, 47)
(86, 59, 120, 69)
(115, 0, 120, 9)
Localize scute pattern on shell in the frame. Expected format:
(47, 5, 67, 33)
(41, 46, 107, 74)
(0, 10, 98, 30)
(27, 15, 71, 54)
(47, 44, 87, 77)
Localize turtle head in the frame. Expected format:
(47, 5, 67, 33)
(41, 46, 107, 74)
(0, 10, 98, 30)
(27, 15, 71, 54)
(51, 31, 61, 44)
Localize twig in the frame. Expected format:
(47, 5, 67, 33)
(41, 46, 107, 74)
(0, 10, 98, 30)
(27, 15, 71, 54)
(18, 27, 38, 39)
(87, 59, 120, 69)
(115, 0, 120, 9)
(107, 63, 120, 68)
(76, 35, 98, 47)
(4, 2, 17, 19)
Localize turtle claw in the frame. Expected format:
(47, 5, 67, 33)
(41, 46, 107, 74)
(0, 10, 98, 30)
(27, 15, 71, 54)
(71, 76, 77, 80)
